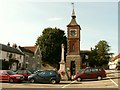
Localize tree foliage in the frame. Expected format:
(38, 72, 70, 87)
(89, 40, 111, 67)
(36, 27, 67, 65)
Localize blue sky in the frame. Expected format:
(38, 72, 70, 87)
(0, 0, 118, 56)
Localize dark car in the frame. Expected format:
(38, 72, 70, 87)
(0, 70, 24, 83)
(16, 70, 32, 80)
(74, 67, 106, 81)
(28, 70, 61, 84)
(116, 64, 120, 70)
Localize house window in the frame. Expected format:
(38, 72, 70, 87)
(20, 55, 21, 59)
(18, 63, 21, 68)
(26, 64, 28, 68)
(13, 54, 16, 59)
(6, 52, 9, 57)
(9, 54, 12, 58)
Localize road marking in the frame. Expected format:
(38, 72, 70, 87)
(107, 77, 118, 87)
(62, 81, 76, 88)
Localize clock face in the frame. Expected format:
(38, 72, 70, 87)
(70, 29, 77, 37)
(70, 30, 75, 36)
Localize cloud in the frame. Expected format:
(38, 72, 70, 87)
(48, 17, 62, 21)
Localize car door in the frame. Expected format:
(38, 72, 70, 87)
(43, 71, 51, 82)
(91, 68, 98, 78)
(23, 70, 29, 80)
(1, 71, 9, 82)
(37, 71, 47, 83)
(84, 68, 92, 79)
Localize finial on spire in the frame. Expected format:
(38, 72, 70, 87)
(71, 2, 76, 18)
(71, 2, 74, 9)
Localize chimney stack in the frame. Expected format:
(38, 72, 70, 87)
(7, 42, 10, 47)
(12, 43, 17, 48)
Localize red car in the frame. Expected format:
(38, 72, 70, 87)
(0, 70, 24, 83)
(74, 67, 106, 81)
(16, 70, 32, 80)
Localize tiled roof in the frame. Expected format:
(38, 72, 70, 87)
(22, 46, 37, 53)
(80, 50, 91, 54)
(0, 43, 24, 55)
(19, 46, 34, 54)
(67, 8, 81, 28)
(67, 18, 79, 26)
(112, 54, 120, 61)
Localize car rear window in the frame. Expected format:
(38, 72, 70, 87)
(0, 71, 7, 75)
(27, 71, 32, 74)
(98, 68, 104, 72)
(7, 71, 16, 75)
(91, 68, 104, 72)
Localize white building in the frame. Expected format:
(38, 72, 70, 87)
(0, 43, 24, 71)
(108, 54, 120, 69)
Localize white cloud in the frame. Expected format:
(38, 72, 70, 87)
(48, 17, 62, 21)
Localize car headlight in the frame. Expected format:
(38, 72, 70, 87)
(28, 76, 32, 79)
(74, 75, 76, 79)
(22, 76, 24, 79)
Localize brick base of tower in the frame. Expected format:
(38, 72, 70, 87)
(66, 55, 82, 79)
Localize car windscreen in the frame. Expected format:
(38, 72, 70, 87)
(27, 70, 32, 74)
(7, 71, 16, 75)
(34, 70, 43, 74)
(77, 69, 84, 73)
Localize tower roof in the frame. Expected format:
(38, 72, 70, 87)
(67, 5, 80, 27)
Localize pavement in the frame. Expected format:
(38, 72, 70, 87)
(105, 69, 120, 78)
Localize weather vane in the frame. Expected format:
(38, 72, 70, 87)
(71, 2, 74, 9)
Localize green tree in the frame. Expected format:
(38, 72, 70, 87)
(89, 40, 111, 67)
(36, 27, 67, 65)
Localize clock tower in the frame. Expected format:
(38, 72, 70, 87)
(66, 4, 82, 77)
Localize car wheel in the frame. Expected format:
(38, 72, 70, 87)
(51, 79, 56, 84)
(77, 77, 82, 81)
(9, 78, 14, 83)
(30, 78, 35, 83)
(97, 76, 102, 80)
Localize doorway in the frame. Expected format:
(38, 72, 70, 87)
(70, 61, 76, 76)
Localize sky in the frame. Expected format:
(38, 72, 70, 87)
(0, 0, 119, 56)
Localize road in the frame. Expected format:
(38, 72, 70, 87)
(0, 70, 119, 90)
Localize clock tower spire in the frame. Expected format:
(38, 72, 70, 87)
(66, 3, 82, 78)
(71, 3, 76, 18)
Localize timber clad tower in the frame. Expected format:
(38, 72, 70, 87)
(66, 4, 82, 77)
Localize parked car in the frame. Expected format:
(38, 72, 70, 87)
(28, 70, 61, 84)
(116, 64, 120, 70)
(0, 70, 24, 83)
(15, 70, 32, 80)
(74, 67, 106, 81)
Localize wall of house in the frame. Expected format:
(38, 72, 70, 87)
(0, 50, 9, 61)
(25, 54, 42, 72)
(0, 50, 24, 70)
(23, 48, 42, 72)
(0, 50, 24, 61)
